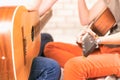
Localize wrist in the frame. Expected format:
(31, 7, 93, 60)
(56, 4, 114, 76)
(96, 37, 102, 44)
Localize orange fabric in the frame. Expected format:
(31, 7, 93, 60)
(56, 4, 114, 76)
(44, 42, 120, 80)
(64, 54, 120, 80)
(44, 42, 83, 67)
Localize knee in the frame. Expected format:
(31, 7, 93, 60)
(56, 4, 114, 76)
(32, 57, 61, 75)
(64, 58, 79, 72)
(39, 57, 61, 78)
(44, 42, 54, 49)
(64, 57, 88, 77)
(33, 57, 60, 69)
(29, 57, 61, 80)
(45, 57, 61, 73)
(44, 42, 54, 56)
(39, 33, 53, 56)
(41, 33, 54, 42)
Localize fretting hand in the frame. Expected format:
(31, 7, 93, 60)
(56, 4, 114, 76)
(76, 28, 97, 44)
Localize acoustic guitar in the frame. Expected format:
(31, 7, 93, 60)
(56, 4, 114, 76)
(78, 8, 116, 57)
(0, 6, 41, 80)
(91, 7, 116, 36)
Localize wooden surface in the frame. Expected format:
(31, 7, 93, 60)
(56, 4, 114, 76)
(0, 5, 52, 80)
(91, 8, 116, 36)
(40, 10, 52, 30)
(0, 6, 40, 80)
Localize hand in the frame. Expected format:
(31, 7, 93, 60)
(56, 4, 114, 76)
(76, 28, 97, 43)
(76, 29, 87, 43)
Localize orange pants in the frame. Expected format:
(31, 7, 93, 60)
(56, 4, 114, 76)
(44, 42, 120, 80)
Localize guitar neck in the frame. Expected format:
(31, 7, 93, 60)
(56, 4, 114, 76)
(40, 10, 53, 29)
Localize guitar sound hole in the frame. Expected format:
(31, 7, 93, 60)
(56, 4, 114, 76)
(31, 26, 34, 41)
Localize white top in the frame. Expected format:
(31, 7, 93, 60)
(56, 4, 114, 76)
(104, 0, 120, 34)
(104, 0, 120, 23)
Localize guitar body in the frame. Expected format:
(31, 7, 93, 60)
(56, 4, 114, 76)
(0, 6, 40, 80)
(91, 8, 116, 36)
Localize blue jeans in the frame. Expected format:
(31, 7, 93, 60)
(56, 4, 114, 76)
(29, 57, 61, 80)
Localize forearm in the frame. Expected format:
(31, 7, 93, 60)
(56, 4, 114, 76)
(23, 0, 41, 11)
(78, 0, 89, 25)
(98, 32, 120, 45)
(39, 0, 57, 16)
(78, 0, 107, 26)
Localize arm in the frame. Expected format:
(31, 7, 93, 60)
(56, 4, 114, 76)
(77, 0, 107, 43)
(39, 0, 57, 16)
(78, 0, 107, 25)
(23, 0, 57, 16)
(98, 32, 120, 45)
(78, 0, 120, 45)
(23, 0, 42, 11)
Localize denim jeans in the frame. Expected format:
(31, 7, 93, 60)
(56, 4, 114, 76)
(39, 33, 54, 56)
(29, 57, 61, 80)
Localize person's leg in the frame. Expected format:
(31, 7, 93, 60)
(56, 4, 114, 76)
(64, 53, 120, 80)
(44, 42, 83, 67)
(29, 57, 61, 80)
(39, 33, 54, 56)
